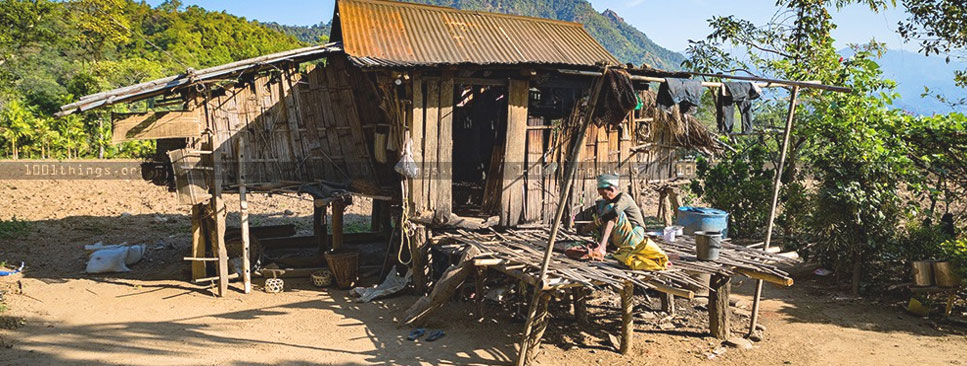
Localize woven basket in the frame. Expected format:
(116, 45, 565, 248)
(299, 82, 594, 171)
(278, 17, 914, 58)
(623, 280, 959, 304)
(311, 269, 334, 288)
(324, 250, 359, 289)
(264, 278, 284, 293)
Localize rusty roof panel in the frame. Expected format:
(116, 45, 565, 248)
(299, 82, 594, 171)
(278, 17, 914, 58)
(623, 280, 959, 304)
(334, 0, 620, 67)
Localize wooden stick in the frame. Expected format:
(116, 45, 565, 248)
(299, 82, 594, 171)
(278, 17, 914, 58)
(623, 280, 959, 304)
(238, 136, 252, 294)
(332, 200, 345, 251)
(660, 292, 676, 314)
(192, 273, 239, 284)
(516, 67, 609, 366)
(748, 86, 800, 336)
(620, 280, 634, 354)
(190, 203, 207, 280)
(313, 199, 328, 252)
(183, 257, 218, 262)
(573, 287, 589, 324)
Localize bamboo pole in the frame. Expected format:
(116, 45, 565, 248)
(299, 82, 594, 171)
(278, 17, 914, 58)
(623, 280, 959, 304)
(238, 136, 252, 294)
(747, 86, 800, 336)
(515, 66, 609, 366)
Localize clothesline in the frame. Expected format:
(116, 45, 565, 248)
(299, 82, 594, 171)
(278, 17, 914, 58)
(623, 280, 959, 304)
(556, 69, 848, 93)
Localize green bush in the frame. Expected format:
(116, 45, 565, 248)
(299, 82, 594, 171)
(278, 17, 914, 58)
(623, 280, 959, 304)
(0, 217, 30, 239)
(939, 237, 967, 279)
(689, 141, 774, 239)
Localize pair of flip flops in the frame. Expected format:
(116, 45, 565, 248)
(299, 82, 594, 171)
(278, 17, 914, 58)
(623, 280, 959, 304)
(407, 328, 445, 342)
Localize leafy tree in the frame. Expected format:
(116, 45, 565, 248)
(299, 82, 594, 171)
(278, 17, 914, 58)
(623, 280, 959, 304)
(0, 99, 36, 159)
(898, 0, 967, 86)
(0, 0, 305, 159)
(683, 0, 937, 294)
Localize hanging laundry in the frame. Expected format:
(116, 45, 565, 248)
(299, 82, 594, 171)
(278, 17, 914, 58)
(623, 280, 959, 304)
(657, 78, 703, 114)
(717, 81, 762, 134)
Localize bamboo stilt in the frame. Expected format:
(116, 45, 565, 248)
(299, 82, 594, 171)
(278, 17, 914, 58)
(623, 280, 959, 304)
(748, 86, 800, 336)
(238, 137, 251, 294)
(620, 280, 634, 354)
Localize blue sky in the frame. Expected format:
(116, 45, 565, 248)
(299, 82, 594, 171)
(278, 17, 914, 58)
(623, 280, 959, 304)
(146, 0, 915, 52)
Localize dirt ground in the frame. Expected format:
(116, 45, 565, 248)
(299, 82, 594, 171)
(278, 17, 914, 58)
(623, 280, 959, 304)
(1, 178, 966, 366)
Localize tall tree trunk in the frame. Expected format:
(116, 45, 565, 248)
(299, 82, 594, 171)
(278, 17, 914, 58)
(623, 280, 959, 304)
(98, 119, 104, 159)
(851, 251, 863, 297)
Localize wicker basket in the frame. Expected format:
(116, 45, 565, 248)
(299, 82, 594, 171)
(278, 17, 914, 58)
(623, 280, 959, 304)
(324, 250, 359, 289)
(311, 269, 334, 288)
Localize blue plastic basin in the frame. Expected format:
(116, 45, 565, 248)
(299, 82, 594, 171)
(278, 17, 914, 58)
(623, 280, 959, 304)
(676, 206, 729, 238)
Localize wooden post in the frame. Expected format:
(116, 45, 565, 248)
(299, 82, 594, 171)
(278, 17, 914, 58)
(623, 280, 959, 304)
(408, 225, 428, 294)
(749, 86, 800, 336)
(516, 67, 609, 366)
(522, 291, 552, 362)
(332, 200, 345, 251)
(660, 292, 676, 314)
(211, 196, 230, 297)
(572, 287, 589, 324)
(620, 280, 635, 354)
(501, 79, 529, 226)
(708, 273, 731, 339)
(313, 199, 328, 252)
(238, 137, 251, 294)
(190, 203, 207, 280)
(474, 266, 487, 320)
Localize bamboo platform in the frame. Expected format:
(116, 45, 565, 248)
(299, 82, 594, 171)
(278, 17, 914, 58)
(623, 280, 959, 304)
(434, 227, 796, 295)
(429, 227, 799, 358)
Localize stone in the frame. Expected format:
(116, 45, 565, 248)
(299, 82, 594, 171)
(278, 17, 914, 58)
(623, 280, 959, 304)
(725, 337, 754, 350)
(749, 331, 763, 342)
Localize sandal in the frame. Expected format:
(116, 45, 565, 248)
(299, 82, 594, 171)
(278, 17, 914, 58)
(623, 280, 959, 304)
(426, 330, 446, 342)
(407, 328, 426, 341)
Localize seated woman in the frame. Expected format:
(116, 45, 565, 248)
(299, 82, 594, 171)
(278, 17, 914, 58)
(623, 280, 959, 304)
(574, 174, 669, 271)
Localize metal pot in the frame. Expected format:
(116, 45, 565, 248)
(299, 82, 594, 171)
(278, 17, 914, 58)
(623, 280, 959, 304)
(912, 260, 934, 287)
(695, 231, 722, 261)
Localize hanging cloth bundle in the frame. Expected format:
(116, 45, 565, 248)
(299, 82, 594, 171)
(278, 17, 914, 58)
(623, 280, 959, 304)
(592, 68, 637, 127)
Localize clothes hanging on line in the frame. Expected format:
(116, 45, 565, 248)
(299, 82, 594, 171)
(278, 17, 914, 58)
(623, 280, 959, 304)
(656, 78, 703, 114)
(716, 81, 762, 134)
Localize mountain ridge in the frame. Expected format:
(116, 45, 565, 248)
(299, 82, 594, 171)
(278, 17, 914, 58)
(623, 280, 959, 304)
(267, 0, 684, 70)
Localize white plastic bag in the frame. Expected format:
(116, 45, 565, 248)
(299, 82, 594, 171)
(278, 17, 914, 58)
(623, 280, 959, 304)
(85, 244, 145, 273)
(86, 247, 131, 273)
(394, 138, 420, 179)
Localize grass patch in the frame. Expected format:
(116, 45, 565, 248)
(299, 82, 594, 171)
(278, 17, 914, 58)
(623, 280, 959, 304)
(345, 222, 371, 234)
(0, 217, 30, 239)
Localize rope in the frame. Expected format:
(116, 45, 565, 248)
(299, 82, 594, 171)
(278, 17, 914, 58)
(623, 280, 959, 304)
(398, 179, 412, 266)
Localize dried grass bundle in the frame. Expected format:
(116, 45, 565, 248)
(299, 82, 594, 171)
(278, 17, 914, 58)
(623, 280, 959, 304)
(637, 90, 721, 155)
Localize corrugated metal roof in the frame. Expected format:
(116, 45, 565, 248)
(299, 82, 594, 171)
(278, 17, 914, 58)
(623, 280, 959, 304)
(58, 44, 342, 116)
(333, 0, 620, 68)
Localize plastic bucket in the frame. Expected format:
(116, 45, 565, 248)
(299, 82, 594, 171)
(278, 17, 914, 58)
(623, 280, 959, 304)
(695, 231, 723, 261)
(677, 206, 729, 238)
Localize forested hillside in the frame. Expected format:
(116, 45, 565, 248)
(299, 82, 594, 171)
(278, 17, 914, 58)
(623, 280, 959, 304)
(261, 21, 331, 44)
(399, 0, 684, 70)
(0, 0, 304, 159)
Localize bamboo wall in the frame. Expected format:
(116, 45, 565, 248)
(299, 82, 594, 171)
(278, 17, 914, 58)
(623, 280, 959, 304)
(195, 58, 381, 193)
